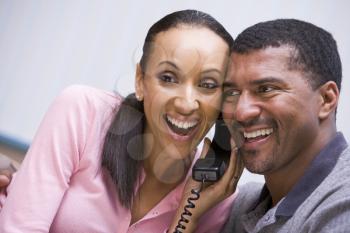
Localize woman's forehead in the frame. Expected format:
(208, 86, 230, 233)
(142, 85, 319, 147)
(146, 27, 230, 69)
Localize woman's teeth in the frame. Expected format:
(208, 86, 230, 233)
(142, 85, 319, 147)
(167, 116, 198, 129)
(244, 128, 273, 139)
(166, 115, 198, 135)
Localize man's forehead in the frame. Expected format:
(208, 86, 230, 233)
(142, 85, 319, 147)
(227, 46, 298, 75)
(230, 44, 297, 61)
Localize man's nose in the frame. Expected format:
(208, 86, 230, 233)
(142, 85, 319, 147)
(173, 86, 199, 114)
(234, 92, 261, 125)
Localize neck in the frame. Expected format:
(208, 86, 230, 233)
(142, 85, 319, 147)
(142, 133, 194, 185)
(144, 148, 193, 185)
(143, 154, 192, 185)
(265, 127, 336, 206)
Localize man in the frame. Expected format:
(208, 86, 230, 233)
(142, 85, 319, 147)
(221, 19, 349, 232)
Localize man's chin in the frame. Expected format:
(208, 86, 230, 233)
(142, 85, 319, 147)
(242, 158, 271, 175)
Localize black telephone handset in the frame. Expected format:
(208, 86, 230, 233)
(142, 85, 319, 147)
(192, 113, 231, 182)
(174, 115, 232, 232)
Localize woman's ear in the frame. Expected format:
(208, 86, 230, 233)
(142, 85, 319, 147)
(318, 81, 339, 120)
(135, 63, 144, 101)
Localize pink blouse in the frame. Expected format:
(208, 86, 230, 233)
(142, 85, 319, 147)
(0, 85, 236, 233)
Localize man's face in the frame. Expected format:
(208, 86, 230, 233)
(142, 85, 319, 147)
(222, 46, 322, 176)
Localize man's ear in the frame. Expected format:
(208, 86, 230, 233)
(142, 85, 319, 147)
(318, 81, 339, 120)
(135, 63, 144, 101)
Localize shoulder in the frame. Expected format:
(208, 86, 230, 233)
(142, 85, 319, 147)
(320, 146, 350, 193)
(321, 146, 350, 196)
(302, 146, 350, 210)
(57, 85, 123, 110)
(50, 85, 124, 121)
(42, 85, 126, 138)
(228, 182, 263, 220)
(296, 186, 350, 232)
(292, 146, 350, 232)
(236, 182, 264, 203)
(221, 182, 264, 233)
(338, 146, 350, 165)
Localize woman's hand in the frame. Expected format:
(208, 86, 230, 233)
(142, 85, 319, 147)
(0, 154, 17, 209)
(0, 154, 16, 192)
(168, 137, 244, 233)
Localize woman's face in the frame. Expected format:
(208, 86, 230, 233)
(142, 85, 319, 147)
(136, 26, 229, 158)
(136, 26, 230, 160)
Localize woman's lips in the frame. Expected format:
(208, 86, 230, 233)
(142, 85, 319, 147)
(164, 115, 200, 141)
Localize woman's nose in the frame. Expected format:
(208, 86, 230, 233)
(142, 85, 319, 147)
(173, 87, 199, 114)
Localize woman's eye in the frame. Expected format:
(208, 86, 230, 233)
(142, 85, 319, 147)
(199, 79, 219, 89)
(159, 74, 177, 83)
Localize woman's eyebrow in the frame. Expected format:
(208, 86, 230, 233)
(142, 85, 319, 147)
(201, 68, 222, 76)
(158, 60, 179, 70)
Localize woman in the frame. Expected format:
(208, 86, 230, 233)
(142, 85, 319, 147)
(0, 10, 241, 232)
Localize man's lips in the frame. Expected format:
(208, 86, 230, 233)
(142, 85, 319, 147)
(239, 127, 274, 150)
(244, 128, 274, 142)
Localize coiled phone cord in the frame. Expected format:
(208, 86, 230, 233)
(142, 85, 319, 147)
(173, 178, 206, 233)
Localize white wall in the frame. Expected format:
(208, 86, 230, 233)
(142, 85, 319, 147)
(0, 0, 349, 184)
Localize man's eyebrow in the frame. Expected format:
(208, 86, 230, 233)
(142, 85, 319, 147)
(223, 77, 286, 88)
(250, 77, 286, 86)
(223, 81, 236, 88)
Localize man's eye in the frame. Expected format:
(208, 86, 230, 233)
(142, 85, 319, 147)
(159, 74, 177, 83)
(258, 85, 276, 93)
(224, 89, 240, 97)
(223, 89, 240, 102)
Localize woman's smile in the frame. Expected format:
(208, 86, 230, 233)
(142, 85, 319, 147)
(164, 114, 200, 141)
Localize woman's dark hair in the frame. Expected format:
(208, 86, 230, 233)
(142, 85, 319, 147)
(101, 9, 234, 209)
(140, 10, 234, 71)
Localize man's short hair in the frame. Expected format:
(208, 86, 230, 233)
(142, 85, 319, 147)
(233, 19, 342, 91)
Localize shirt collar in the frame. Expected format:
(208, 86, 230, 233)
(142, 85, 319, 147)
(250, 185, 271, 211)
(275, 132, 348, 217)
(250, 132, 348, 216)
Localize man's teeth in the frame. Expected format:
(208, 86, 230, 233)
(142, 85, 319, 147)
(244, 128, 273, 139)
(167, 116, 198, 129)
